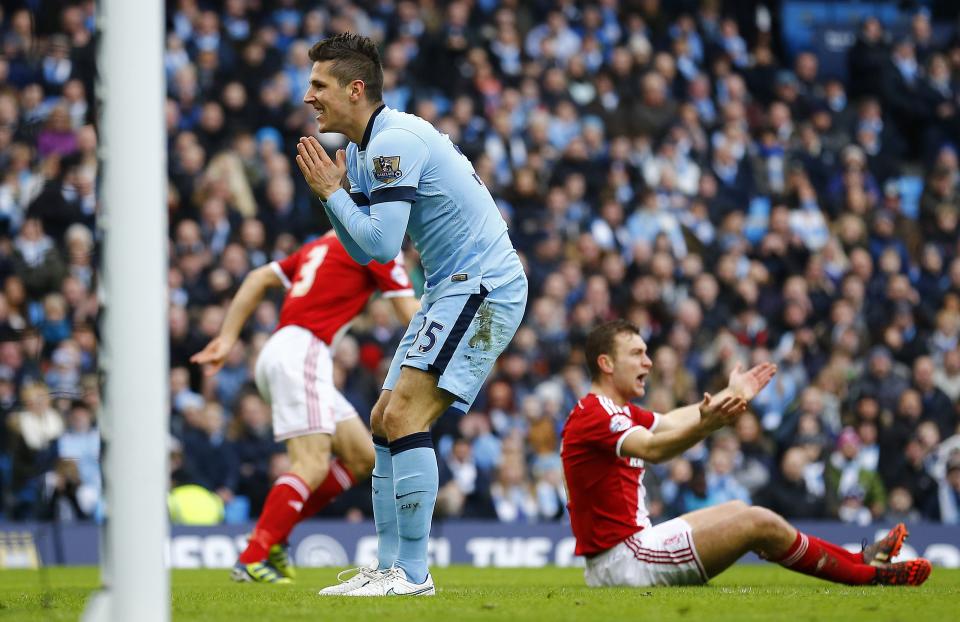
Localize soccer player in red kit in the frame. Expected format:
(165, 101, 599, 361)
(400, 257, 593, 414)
(192, 231, 419, 583)
(561, 320, 931, 588)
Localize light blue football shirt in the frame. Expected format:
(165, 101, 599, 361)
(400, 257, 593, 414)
(327, 105, 523, 303)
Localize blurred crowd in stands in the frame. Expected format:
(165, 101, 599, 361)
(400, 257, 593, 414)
(1, 0, 960, 528)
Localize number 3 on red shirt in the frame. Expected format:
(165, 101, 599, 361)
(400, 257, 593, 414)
(290, 245, 329, 297)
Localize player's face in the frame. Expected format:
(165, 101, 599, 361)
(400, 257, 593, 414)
(610, 332, 653, 400)
(303, 61, 351, 133)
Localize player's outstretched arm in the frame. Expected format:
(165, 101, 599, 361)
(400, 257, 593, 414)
(190, 265, 282, 375)
(620, 393, 747, 463)
(389, 295, 420, 325)
(654, 362, 777, 433)
(653, 403, 702, 432)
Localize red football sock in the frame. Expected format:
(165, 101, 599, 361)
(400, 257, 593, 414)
(238, 473, 311, 564)
(299, 459, 356, 520)
(817, 537, 864, 564)
(774, 532, 876, 585)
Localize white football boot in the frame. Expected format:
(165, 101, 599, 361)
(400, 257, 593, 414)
(317, 565, 384, 595)
(343, 566, 435, 597)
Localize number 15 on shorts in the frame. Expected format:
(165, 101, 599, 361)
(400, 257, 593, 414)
(409, 318, 445, 356)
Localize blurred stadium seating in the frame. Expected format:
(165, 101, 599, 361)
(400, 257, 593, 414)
(0, 0, 958, 529)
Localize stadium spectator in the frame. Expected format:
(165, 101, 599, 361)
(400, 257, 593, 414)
(6, 382, 63, 519)
(755, 446, 826, 519)
(179, 400, 238, 503)
(938, 454, 960, 524)
(935, 348, 960, 402)
(824, 427, 886, 523)
(884, 486, 922, 524)
(41, 457, 93, 521)
(227, 391, 283, 516)
(913, 355, 956, 438)
(533, 455, 567, 520)
(12, 218, 65, 300)
(490, 452, 538, 523)
(437, 435, 495, 519)
(54, 402, 99, 497)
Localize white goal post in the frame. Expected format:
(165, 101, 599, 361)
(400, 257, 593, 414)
(83, 0, 169, 620)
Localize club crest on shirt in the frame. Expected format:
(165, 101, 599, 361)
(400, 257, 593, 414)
(372, 155, 403, 183)
(609, 414, 632, 433)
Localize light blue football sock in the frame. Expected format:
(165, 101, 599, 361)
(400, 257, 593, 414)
(390, 432, 437, 585)
(371, 436, 398, 570)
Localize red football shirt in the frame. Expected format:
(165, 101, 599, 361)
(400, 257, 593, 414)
(561, 393, 661, 557)
(271, 232, 414, 344)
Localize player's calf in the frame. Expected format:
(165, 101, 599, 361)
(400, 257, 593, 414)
(288, 437, 333, 490)
(237, 473, 312, 566)
(332, 416, 376, 481)
(742, 507, 798, 557)
(298, 458, 357, 519)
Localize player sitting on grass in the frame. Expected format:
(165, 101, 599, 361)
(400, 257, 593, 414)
(561, 320, 932, 588)
(192, 231, 418, 583)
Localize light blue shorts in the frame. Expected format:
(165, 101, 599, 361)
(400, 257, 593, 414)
(383, 272, 527, 411)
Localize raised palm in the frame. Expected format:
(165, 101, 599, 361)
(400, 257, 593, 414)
(699, 392, 748, 431)
(728, 362, 778, 401)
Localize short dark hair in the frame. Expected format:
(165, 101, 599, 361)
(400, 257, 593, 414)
(585, 320, 641, 380)
(309, 33, 383, 103)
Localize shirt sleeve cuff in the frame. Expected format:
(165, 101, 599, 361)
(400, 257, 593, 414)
(325, 187, 354, 217)
(382, 289, 415, 298)
(616, 426, 645, 458)
(649, 412, 661, 431)
(269, 262, 291, 289)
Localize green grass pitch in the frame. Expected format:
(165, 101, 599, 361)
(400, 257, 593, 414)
(0, 565, 957, 621)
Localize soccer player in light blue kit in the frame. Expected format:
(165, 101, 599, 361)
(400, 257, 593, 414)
(296, 33, 527, 596)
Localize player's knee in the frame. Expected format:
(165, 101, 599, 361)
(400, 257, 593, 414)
(370, 396, 389, 437)
(370, 410, 386, 437)
(381, 407, 405, 440)
(342, 444, 375, 481)
(725, 500, 749, 514)
(746, 506, 790, 540)
(382, 394, 415, 439)
(337, 440, 376, 482)
(290, 452, 331, 489)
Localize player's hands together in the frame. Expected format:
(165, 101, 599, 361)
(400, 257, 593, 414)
(296, 136, 347, 200)
(698, 392, 747, 432)
(727, 362, 777, 402)
(190, 336, 234, 376)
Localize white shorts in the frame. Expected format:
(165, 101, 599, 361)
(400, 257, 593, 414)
(584, 518, 708, 587)
(254, 325, 358, 441)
